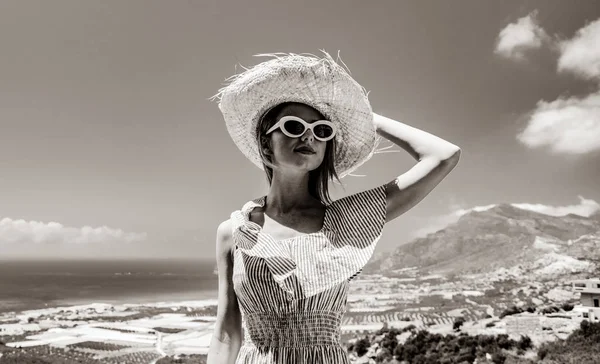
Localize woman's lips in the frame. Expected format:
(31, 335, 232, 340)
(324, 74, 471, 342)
(295, 148, 316, 154)
(294, 145, 316, 154)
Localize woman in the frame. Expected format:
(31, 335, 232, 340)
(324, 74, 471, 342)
(207, 52, 461, 364)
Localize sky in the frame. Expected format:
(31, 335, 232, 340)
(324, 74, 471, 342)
(1, 0, 599, 261)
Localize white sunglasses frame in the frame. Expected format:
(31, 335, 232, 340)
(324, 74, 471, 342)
(265, 116, 337, 142)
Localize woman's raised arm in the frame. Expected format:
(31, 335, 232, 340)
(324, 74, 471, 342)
(373, 112, 461, 223)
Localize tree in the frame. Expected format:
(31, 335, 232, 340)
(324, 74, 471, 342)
(499, 305, 523, 318)
(497, 334, 514, 350)
(402, 343, 419, 362)
(491, 351, 506, 364)
(393, 343, 403, 358)
(517, 335, 532, 351)
(561, 303, 574, 311)
(376, 347, 393, 362)
(354, 337, 370, 357)
(453, 317, 465, 331)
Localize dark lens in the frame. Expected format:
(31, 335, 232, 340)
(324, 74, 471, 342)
(313, 124, 333, 138)
(283, 120, 305, 135)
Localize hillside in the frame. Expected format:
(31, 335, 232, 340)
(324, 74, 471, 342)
(365, 204, 600, 277)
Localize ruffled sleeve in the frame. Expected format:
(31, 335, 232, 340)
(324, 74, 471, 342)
(323, 184, 388, 282)
(231, 186, 387, 301)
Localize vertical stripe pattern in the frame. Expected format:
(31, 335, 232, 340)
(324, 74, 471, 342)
(231, 184, 387, 363)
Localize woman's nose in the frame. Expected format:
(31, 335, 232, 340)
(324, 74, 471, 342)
(301, 129, 314, 142)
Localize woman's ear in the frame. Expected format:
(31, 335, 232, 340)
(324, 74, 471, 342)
(261, 136, 272, 155)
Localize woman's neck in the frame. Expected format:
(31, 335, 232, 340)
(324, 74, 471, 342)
(265, 171, 320, 214)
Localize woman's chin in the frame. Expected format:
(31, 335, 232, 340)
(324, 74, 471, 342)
(277, 161, 322, 173)
(296, 158, 323, 171)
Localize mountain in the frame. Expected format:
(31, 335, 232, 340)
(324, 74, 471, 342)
(365, 203, 600, 277)
(591, 210, 600, 223)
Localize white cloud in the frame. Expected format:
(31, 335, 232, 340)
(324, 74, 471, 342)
(512, 196, 600, 217)
(517, 90, 600, 154)
(506, 16, 600, 154)
(454, 204, 498, 217)
(494, 11, 549, 61)
(0, 217, 147, 245)
(557, 19, 600, 81)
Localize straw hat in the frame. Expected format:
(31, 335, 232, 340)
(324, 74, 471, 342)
(212, 51, 379, 178)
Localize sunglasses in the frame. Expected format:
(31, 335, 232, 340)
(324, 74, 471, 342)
(265, 116, 337, 142)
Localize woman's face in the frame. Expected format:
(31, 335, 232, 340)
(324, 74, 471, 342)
(267, 103, 328, 173)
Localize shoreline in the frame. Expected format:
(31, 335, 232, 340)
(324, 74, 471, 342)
(1, 298, 219, 322)
(0, 289, 219, 316)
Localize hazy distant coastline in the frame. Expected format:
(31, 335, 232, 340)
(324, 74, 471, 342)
(0, 259, 218, 315)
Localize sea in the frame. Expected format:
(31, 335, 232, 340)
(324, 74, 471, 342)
(0, 259, 219, 314)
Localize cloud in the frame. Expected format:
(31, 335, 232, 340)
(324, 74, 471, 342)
(512, 196, 600, 217)
(557, 19, 600, 81)
(501, 16, 600, 154)
(454, 204, 498, 217)
(494, 11, 549, 61)
(0, 217, 147, 245)
(516, 90, 600, 154)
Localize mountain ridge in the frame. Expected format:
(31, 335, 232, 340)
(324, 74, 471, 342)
(366, 203, 600, 276)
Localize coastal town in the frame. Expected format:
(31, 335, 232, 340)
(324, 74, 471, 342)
(1, 272, 598, 363)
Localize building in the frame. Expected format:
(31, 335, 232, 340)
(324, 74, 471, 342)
(572, 279, 600, 321)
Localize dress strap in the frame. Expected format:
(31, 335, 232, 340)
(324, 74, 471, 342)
(229, 197, 265, 235)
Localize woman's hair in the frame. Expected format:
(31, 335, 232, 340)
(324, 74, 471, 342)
(256, 102, 340, 204)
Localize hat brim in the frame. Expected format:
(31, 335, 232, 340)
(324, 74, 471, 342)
(214, 51, 377, 178)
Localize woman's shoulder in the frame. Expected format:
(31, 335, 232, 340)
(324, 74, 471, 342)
(217, 199, 258, 246)
(216, 219, 235, 252)
(217, 219, 233, 238)
(328, 184, 387, 213)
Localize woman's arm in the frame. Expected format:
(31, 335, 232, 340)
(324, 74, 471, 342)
(373, 112, 461, 222)
(207, 220, 242, 364)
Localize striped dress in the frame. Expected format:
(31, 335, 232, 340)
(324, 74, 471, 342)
(231, 185, 387, 364)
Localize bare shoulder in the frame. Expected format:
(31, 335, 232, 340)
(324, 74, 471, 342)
(216, 219, 234, 256)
